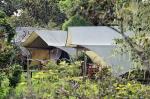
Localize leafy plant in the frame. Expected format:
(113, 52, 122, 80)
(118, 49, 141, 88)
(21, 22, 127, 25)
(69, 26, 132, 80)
(0, 73, 10, 99)
(12, 61, 150, 98)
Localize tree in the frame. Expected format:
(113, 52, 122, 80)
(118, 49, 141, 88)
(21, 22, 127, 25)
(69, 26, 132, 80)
(62, 15, 91, 30)
(114, 1, 150, 71)
(22, 0, 66, 27)
(59, 0, 115, 25)
(0, 10, 15, 42)
(9, 10, 38, 27)
(0, 0, 23, 16)
(0, 11, 22, 98)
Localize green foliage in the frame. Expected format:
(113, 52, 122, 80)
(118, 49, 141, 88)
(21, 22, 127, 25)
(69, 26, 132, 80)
(12, 61, 150, 98)
(59, 0, 81, 18)
(9, 10, 38, 27)
(0, 64, 22, 98)
(0, 9, 22, 99)
(0, 0, 23, 16)
(21, 0, 66, 27)
(62, 15, 91, 30)
(0, 42, 14, 68)
(121, 69, 150, 84)
(0, 10, 15, 42)
(115, 1, 150, 70)
(0, 10, 6, 18)
(9, 64, 22, 87)
(0, 73, 10, 99)
(14, 61, 81, 98)
(14, 73, 28, 98)
(59, 0, 115, 25)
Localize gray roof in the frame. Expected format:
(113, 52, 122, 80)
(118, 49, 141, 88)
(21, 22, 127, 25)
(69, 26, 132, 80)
(21, 29, 76, 56)
(34, 30, 67, 46)
(15, 27, 46, 44)
(67, 26, 133, 46)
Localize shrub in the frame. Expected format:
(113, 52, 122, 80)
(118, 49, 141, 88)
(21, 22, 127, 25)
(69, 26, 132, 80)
(12, 61, 150, 98)
(0, 73, 10, 99)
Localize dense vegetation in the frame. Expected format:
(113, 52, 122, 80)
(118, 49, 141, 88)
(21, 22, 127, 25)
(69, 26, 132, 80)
(12, 61, 150, 98)
(0, 0, 150, 98)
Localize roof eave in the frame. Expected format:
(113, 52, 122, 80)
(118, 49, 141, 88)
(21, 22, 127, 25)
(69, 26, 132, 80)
(21, 32, 38, 47)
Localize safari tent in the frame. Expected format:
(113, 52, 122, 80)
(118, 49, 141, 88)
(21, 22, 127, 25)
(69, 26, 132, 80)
(15, 27, 45, 57)
(67, 26, 133, 75)
(15, 27, 76, 66)
(22, 30, 77, 65)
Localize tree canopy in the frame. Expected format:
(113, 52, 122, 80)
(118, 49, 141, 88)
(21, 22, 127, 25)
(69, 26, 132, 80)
(62, 15, 91, 30)
(12, 0, 66, 28)
(0, 0, 23, 16)
(0, 10, 15, 42)
(59, 0, 115, 25)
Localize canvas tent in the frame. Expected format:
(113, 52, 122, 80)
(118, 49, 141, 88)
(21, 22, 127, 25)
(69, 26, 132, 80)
(67, 26, 133, 75)
(15, 27, 46, 56)
(15, 28, 76, 65)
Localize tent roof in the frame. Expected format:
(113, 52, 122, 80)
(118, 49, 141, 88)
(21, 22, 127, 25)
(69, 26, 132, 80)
(15, 27, 46, 44)
(67, 26, 132, 46)
(17, 27, 76, 56)
(21, 30, 67, 47)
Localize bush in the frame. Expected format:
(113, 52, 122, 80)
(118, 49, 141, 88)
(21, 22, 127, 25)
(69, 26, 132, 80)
(0, 73, 10, 99)
(121, 69, 150, 84)
(12, 61, 150, 98)
(9, 64, 22, 87)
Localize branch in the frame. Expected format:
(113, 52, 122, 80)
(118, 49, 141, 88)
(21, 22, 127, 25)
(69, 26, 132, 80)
(108, 25, 143, 52)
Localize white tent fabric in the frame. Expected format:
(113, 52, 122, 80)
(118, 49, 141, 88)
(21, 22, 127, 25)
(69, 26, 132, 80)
(21, 29, 76, 56)
(50, 48, 62, 62)
(84, 45, 132, 75)
(19, 46, 30, 56)
(15, 27, 46, 57)
(68, 26, 122, 46)
(67, 26, 133, 75)
(15, 27, 45, 45)
(34, 30, 67, 46)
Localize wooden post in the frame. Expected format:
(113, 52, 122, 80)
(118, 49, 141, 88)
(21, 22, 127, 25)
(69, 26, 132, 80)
(27, 56, 33, 98)
(83, 49, 87, 82)
(76, 48, 78, 60)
